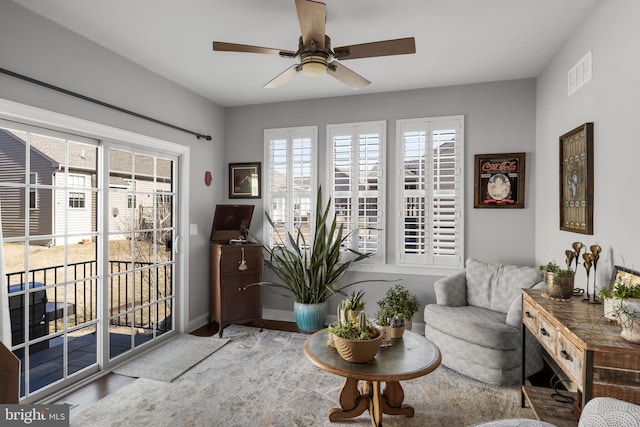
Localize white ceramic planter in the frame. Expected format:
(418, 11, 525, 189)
(619, 298, 640, 344)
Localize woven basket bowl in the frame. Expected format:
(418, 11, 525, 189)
(332, 331, 383, 363)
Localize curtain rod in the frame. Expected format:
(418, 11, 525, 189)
(0, 67, 212, 141)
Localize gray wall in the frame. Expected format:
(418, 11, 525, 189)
(535, 0, 640, 292)
(226, 79, 538, 320)
(0, 1, 225, 329)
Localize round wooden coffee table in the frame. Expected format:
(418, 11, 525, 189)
(303, 329, 441, 426)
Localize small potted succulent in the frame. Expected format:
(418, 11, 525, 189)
(374, 305, 393, 346)
(328, 301, 382, 363)
(539, 261, 575, 299)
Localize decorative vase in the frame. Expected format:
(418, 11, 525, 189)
(332, 330, 383, 363)
(405, 317, 413, 332)
(619, 298, 640, 344)
(389, 317, 405, 338)
(294, 301, 327, 333)
(544, 272, 575, 299)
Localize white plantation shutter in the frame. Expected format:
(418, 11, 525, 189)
(264, 127, 317, 248)
(327, 121, 385, 262)
(397, 116, 464, 268)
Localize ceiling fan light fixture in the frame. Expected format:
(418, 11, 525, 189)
(301, 54, 327, 77)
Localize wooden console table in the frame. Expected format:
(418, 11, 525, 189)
(522, 289, 640, 426)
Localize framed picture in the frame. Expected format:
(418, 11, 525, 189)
(229, 162, 261, 199)
(473, 152, 526, 208)
(559, 122, 594, 234)
(611, 265, 640, 290)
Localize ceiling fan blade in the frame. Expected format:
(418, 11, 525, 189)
(333, 37, 416, 60)
(213, 41, 296, 57)
(264, 65, 301, 88)
(295, 0, 326, 50)
(327, 61, 370, 90)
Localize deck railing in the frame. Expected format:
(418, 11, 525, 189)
(5, 260, 172, 332)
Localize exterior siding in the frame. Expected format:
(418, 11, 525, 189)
(53, 172, 93, 245)
(0, 129, 56, 242)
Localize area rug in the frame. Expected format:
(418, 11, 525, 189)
(112, 334, 229, 382)
(73, 325, 535, 426)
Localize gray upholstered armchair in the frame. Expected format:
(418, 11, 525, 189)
(424, 259, 544, 385)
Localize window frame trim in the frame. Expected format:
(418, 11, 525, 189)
(395, 115, 465, 271)
(262, 125, 318, 249)
(325, 120, 386, 264)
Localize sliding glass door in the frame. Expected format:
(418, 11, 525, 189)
(0, 119, 180, 400)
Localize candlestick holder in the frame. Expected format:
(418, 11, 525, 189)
(572, 241, 584, 272)
(590, 245, 602, 304)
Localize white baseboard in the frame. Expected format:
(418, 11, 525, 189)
(187, 313, 210, 333)
(262, 308, 295, 322)
(189, 309, 426, 336)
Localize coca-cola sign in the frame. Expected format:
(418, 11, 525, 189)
(474, 152, 526, 209)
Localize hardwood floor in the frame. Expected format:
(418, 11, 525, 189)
(54, 320, 297, 409)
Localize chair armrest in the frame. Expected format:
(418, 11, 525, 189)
(505, 280, 545, 327)
(434, 271, 467, 306)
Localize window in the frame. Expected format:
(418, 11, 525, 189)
(327, 122, 385, 261)
(68, 174, 86, 209)
(397, 116, 464, 269)
(68, 192, 85, 208)
(29, 172, 37, 209)
(263, 126, 317, 248)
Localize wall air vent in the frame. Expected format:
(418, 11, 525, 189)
(568, 50, 592, 96)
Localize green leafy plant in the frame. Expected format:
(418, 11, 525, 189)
(538, 261, 574, 277)
(377, 284, 419, 320)
(613, 282, 640, 300)
(251, 186, 373, 304)
(598, 288, 614, 300)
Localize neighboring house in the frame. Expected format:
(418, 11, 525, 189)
(107, 149, 173, 242)
(0, 128, 94, 246)
(0, 129, 172, 245)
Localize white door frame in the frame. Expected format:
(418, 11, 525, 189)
(0, 98, 190, 396)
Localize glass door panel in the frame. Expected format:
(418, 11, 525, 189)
(0, 122, 99, 399)
(107, 148, 176, 360)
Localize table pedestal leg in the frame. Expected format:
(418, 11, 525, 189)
(380, 381, 414, 417)
(328, 378, 414, 425)
(328, 378, 369, 422)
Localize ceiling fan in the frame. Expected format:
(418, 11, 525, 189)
(212, 0, 416, 89)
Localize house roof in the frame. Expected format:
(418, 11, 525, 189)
(0, 129, 171, 179)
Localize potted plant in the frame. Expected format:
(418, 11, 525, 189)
(539, 261, 575, 299)
(252, 186, 373, 333)
(328, 307, 382, 363)
(374, 305, 393, 346)
(377, 284, 420, 335)
(611, 278, 640, 343)
(598, 287, 622, 321)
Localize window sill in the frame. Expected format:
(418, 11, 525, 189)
(348, 263, 463, 277)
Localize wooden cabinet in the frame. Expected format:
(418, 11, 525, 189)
(210, 243, 263, 337)
(522, 289, 640, 426)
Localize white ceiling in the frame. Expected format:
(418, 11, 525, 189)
(12, 0, 599, 107)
